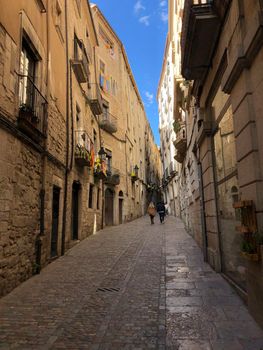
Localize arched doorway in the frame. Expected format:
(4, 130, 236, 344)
(119, 191, 124, 224)
(105, 188, 114, 226)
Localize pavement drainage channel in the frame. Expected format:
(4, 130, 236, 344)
(96, 287, 120, 293)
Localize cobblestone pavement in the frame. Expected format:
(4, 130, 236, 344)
(0, 216, 263, 350)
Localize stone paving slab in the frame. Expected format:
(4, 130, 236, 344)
(0, 216, 263, 349)
(165, 217, 263, 350)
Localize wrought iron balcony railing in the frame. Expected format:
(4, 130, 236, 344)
(72, 36, 90, 83)
(18, 74, 47, 141)
(98, 111, 117, 134)
(88, 83, 103, 116)
(75, 130, 94, 167)
(169, 162, 177, 177)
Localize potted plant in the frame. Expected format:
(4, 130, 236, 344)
(240, 231, 263, 261)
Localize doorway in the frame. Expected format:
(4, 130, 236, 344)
(72, 181, 80, 240)
(51, 186, 60, 257)
(105, 188, 114, 226)
(119, 191, 124, 224)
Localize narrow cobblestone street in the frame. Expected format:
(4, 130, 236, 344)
(0, 216, 263, 350)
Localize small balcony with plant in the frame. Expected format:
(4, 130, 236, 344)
(147, 183, 159, 192)
(18, 74, 47, 142)
(233, 200, 263, 261)
(105, 167, 120, 186)
(74, 130, 94, 167)
(94, 157, 107, 180)
(98, 110, 117, 134)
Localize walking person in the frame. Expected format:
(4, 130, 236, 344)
(157, 201, 166, 223)
(147, 201, 156, 224)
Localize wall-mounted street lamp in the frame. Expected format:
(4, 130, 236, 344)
(98, 147, 107, 161)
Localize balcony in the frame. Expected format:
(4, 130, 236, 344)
(18, 74, 47, 142)
(164, 167, 170, 181)
(169, 162, 177, 177)
(88, 83, 103, 116)
(94, 159, 107, 180)
(181, 0, 230, 80)
(173, 124, 187, 154)
(75, 130, 94, 167)
(162, 176, 168, 187)
(105, 168, 120, 186)
(98, 111, 117, 134)
(174, 151, 185, 164)
(72, 36, 89, 83)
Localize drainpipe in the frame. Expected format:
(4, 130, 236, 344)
(61, 0, 70, 255)
(211, 136, 223, 271)
(93, 45, 104, 229)
(35, 0, 51, 273)
(197, 158, 208, 262)
(171, 178, 176, 216)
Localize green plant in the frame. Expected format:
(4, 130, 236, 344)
(241, 240, 256, 254)
(240, 230, 263, 259)
(173, 120, 181, 133)
(253, 231, 263, 245)
(32, 262, 41, 275)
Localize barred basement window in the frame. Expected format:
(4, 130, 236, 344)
(97, 188, 100, 210)
(88, 184, 94, 209)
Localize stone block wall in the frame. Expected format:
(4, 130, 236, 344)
(0, 129, 42, 295)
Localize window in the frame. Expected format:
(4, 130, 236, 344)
(98, 26, 114, 56)
(55, 0, 62, 27)
(19, 39, 37, 106)
(35, 0, 47, 12)
(100, 60, 105, 74)
(88, 184, 94, 208)
(102, 103, 108, 119)
(132, 181, 135, 198)
(105, 149, 112, 174)
(97, 188, 100, 210)
(75, 0, 81, 16)
(54, 0, 64, 41)
(18, 36, 47, 137)
(76, 103, 81, 123)
(99, 60, 106, 89)
(93, 129, 97, 154)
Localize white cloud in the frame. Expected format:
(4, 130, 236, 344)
(134, 0, 145, 14)
(139, 15, 150, 26)
(145, 91, 154, 104)
(160, 11, 168, 22)
(160, 0, 166, 7)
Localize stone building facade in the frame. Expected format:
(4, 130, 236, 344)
(0, 0, 161, 297)
(157, 36, 178, 216)
(162, 0, 263, 327)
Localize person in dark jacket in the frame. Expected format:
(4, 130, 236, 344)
(156, 201, 166, 223)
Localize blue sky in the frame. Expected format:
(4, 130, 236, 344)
(93, 0, 168, 145)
